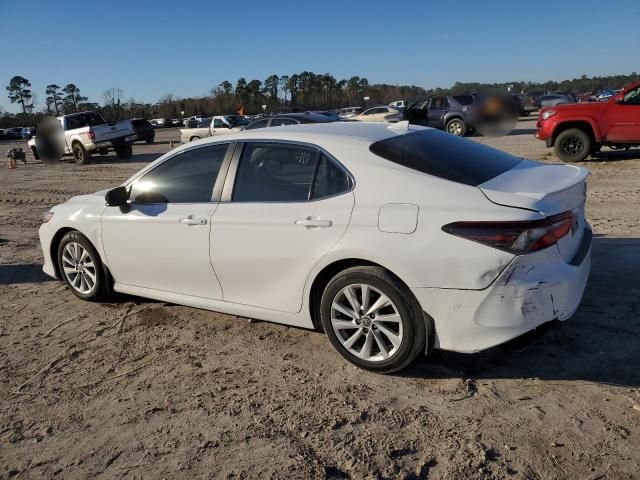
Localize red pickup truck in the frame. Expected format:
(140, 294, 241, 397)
(536, 82, 640, 162)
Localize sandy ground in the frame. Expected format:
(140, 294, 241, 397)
(1, 122, 639, 480)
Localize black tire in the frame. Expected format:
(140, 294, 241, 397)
(554, 128, 591, 162)
(115, 145, 133, 160)
(320, 266, 427, 374)
(522, 111, 531, 117)
(72, 142, 91, 165)
(446, 117, 467, 136)
(57, 231, 110, 301)
(190, 136, 201, 142)
(145, 136, 154, 144)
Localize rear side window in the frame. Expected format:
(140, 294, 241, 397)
(452, 94, 474, 106)
(232, 143, 351, 202)
(369, 130, 521, 186)
(311, 155, 351, 199)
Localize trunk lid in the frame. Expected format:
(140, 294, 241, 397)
(479, 159, 589, 261)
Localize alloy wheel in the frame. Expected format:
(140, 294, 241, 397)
(330, 284, 404, 362)
(560, 135, 584, 157)
(61, 242, 97, 294)
(447, 120, 463, 135)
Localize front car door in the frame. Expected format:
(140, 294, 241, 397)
(101, 143, 232, 299)
(606, 85, 640, 143)
(211, 141, 355, 313)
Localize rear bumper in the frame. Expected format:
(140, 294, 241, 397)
(412, 228, 592, 353)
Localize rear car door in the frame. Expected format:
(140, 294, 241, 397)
(210, 141, 355, 313)
(101, 143, 232, 299)
(427, 96, 449, 128)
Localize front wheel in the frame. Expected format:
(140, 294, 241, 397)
(320, 266, 427, 373)
(57, 231, 110, 301)
(554, 128, 591, 162)
(446, 118, 467, 136)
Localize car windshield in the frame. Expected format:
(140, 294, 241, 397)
(369, 129, 522, 186)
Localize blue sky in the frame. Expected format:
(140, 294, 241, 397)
(1, 0, 638, 112)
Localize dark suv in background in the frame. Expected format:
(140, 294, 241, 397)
(404, 93, 480, 136)
(131, 118, 155, 144)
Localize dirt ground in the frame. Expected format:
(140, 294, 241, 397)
(1, 122, 639, 480)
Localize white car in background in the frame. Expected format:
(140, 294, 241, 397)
(389, 100, 406, 109)
(350, 106, 399, 122)
(38, 122, 591, 373)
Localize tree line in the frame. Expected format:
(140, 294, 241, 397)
(3, 72, 639, 128)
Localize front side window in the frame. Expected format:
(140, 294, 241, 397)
(130, 144, 228, 203)
(213, 118, 225, 128)
(623, 86, 640, 105)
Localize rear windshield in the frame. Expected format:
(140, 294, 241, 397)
(369, 129, 521, 186)
(452, 94, 474, 106)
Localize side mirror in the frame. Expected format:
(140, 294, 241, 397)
(105, 186, 130, 207)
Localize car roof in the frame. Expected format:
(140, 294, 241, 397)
(271, 112, 334, 122)
(208, 121, 430, 145)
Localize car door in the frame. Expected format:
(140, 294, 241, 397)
(100, 143, 232, 299)
(427, 96, 449, 128)
(606, 85, 640, 143)
(210, 141, 355, 313)
(211, 117, 229, 135)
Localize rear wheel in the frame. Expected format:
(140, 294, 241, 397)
(57, 232, 110, 301)
(320, 266, 427, 373)
(72, 142, 91, 165)
(446, 118, 467, 136)
(554, 128, 591, 162)
(190, 136, 201, 142)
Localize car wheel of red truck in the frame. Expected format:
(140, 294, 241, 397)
(554, 128, 591, 162)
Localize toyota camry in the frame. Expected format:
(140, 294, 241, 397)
(39, 122, 591, 373)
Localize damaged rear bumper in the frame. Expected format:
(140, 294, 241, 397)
(412, 228, 592, 353)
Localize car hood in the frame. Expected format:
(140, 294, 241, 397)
(541, 101, 608, 114)
(64, 189, 109, 205)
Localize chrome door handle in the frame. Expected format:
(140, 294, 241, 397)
(179, 215, 207, 226)
(295, 216, 333, 228)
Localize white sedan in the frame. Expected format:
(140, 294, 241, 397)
(39, 122, 592, 373)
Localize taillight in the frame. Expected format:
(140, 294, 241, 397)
(87, 129, 95, 141)
(442, 212, 575, 254)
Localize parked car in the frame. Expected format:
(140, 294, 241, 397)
(388, 100, 406, 109)
(180, 115, 249, 143)
(131, 118, 155, 144)
(150, 118, 167, 128)
(182, 116, 207, 128)
(5, 127, 24, 139)
(169, 119, 182, 127)
(242, 112, 336, 130)
(38, 122, 591, 373)
(404, 94, 480, 136)
(539, 94, 574, 108)
(523, 91, 554, 113)
(536, 82, 640, 162)
(0, 128, 7, 140)
(28, 111, 135, 164)
(350, 106, 399, 122)
(313, 111, 342, 121)
(338, 107, 363, 119)
(20, 127, 36, 139)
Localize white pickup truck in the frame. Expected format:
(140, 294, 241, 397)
(179, 115, 249, 143)
(28, 111, 136, 164)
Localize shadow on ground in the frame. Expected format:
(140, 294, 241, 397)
(403, 236, 640, 387)
(0, 264, 54, 284)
